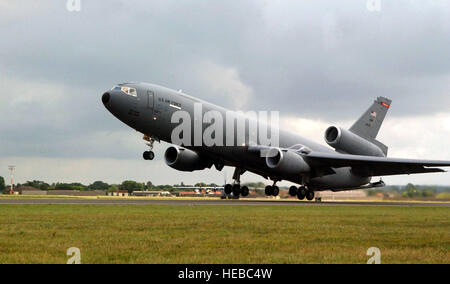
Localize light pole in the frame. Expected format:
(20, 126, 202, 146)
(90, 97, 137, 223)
(8, 166, 15, 195)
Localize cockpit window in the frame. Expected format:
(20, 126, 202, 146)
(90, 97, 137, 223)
(111, 86, 137, 97)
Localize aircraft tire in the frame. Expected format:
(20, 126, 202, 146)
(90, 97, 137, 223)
(289, 186, 298, 197)
(224, 184, 233, 195)
(241, 186, 249, 197)
(297, 186, 306, 200)
(232, 184, 241, 197)
(306, 190, 315, 201)
(272, 186, 280, 197)
(265, 185, 273, 196)
(143, 151, 155, 160)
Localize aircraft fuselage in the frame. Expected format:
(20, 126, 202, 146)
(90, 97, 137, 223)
(102, 82, 370, 191)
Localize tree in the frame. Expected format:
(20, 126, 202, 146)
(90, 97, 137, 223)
(54, 182, 87, 191)
(108, 184, 118, 193)
(0, 176, 5, 194)
(422, 189, 434, 198)
(120, 180, 144, 194)
(145, 181, 153, 190)
(24, 180, 50, 191)
(88, 181, 109, 190)
(403, 185, 419, 198)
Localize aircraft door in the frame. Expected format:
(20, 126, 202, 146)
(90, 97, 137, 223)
(147, 91, 155, 112)
(147, 91, 162, 128)
(147, 90, 161, 124)
(140, 90, 155, 116)
(137, 89, 157, 133)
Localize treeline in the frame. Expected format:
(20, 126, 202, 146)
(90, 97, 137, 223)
(4, 177, 449, 197)
(367, 183, 450, 198)
(0, 178, 222, 194)
(13, 180, 158, 194)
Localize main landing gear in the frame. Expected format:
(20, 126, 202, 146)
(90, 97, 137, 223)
(143, 135, 156, 161)
(265, 183, 280, 197)
(223, 184, 250, 199)
(223, 168, 249, 199)
(288, 185, 315, 201)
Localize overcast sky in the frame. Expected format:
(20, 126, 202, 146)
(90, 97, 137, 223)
(1, 0, 449, 186)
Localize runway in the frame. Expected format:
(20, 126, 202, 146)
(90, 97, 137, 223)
(0, 198, 448, 207)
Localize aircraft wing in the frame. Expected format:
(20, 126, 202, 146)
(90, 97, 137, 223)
(303, 152, 450, 177)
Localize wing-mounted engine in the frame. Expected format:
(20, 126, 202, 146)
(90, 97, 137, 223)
(325, 126, 386, 157)
(265, 148, 311, 178)
(164, 147, 213, 172)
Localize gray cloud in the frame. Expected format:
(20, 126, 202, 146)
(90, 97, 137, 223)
(2, 1, 449, 114)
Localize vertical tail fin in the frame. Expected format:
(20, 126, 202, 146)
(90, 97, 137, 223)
(349, 97, 392, 155)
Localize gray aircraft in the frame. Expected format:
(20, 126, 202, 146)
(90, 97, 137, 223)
(102, 82, 450, 200)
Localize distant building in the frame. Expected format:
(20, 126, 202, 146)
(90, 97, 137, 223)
(177, 191, 222, 198)
(315, 190, 382, 201)
(4, 186, 17, 195)
(132, 191, 173, 197)
(107, 190, 129, 197)
(4, 186, 44, 195)
(18, 186, 47, 195)
(178, 191, 200, 197)
(47, 190, 107, 196)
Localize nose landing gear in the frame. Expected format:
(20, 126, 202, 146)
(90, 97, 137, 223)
(142, 135, 157, 161)
(143, 151, 155, 161)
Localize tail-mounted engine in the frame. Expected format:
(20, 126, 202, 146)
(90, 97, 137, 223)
(325, 126, 386, 157)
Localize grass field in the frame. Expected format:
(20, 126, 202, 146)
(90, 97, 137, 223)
(2, 195, 450, 204)
(0, 204, 448, 264)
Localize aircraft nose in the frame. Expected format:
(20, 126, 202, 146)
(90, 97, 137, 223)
(102, 92, 110, 105)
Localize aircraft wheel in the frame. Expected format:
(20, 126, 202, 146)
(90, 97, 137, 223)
(306, 190, 315, 201)
(265, 185, 273, 196)
(232, 184, 241, 197)
(272, 186, 280, 197)
(289, 186, 298, 197)
(143, 151, 155, 160)
(297, 186, 306, 200)
(241, 186, 249, 197)
(224, 184, 233, 195)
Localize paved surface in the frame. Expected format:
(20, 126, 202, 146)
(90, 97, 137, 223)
(0, 198, 448, 207)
